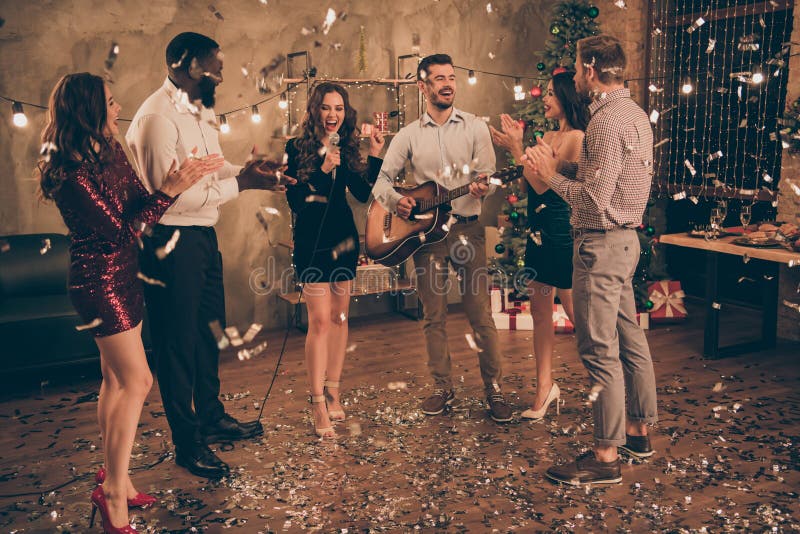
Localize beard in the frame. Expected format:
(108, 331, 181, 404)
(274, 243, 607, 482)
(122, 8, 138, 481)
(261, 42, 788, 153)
(198, 76, 217, 108)
(429, 89, 454, 110)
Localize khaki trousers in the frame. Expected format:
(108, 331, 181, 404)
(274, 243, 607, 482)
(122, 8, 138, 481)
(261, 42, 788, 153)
(412, 220, 502, 391)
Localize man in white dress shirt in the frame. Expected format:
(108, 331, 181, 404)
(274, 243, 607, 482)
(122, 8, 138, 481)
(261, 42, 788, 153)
(126, 32, 288, 479)
(371, 54, 511, 424)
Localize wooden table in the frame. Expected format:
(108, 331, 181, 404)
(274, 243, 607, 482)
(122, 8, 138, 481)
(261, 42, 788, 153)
(660, 231, 800, 358)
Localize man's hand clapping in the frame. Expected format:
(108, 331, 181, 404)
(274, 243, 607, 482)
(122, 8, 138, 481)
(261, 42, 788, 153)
(237, 147, 295, 192)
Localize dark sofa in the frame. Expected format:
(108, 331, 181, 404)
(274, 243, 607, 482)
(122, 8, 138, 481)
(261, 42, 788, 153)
(0, 233, 150, 373)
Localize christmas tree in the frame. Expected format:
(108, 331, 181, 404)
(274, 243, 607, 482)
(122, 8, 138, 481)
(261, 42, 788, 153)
(516, 0, 600, 139)
(491, 0, 599, 296)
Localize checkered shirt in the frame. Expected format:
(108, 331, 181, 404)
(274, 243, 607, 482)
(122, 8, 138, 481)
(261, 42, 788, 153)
(550, 88, 654, 230)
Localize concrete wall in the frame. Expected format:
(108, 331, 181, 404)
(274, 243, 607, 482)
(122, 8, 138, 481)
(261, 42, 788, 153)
(0, 0, 647, 329)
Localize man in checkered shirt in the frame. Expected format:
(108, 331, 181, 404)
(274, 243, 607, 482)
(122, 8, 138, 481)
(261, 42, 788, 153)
(526, 35, 658, 486)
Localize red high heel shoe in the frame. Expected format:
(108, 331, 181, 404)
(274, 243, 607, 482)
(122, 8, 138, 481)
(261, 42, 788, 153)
(89, 485, 137, 533)
(96, 467, 157, 509)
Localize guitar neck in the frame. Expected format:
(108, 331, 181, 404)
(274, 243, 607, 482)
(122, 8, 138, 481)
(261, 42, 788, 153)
(417, 182, 474, 213)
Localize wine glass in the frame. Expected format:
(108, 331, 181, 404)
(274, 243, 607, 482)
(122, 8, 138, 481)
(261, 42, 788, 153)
(740, 204, 752, 233)
(709, 208, 723, 239)
(717, 200, 728, 225)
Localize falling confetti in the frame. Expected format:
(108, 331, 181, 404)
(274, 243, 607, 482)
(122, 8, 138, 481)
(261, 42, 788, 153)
(225, 326, 244, 347)
(587, 384, 604, 403)
(155, 229, 180, 260)
(242, 323, 263, 343)
(75, 317, 103, 331)
(137, 272, 167, 287)
(321, 8, 337, 34)
(208, 320, 229, 349)
(331, 237, 356, 260)
(464, 333, 480, 351)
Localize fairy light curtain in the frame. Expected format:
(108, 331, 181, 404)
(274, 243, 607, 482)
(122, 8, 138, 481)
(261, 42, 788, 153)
(647, 0, 793, 205)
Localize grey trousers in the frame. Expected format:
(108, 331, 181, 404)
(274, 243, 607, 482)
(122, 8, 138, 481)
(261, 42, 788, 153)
(572, 229, 658, 447)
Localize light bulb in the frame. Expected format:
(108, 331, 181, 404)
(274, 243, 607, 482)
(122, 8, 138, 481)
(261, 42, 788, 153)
(681, 79, 693, 94)
(250, 105, 261, 123)
(219, 114, 230, 134)
(12, 101, 27, 127)
(278, 94, 288, 110)
(513, 77, 523, 94)
(751, 69, 764, 84)
(468, 70, 477, 85)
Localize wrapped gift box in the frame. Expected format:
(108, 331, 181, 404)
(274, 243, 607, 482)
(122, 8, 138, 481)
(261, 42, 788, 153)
(490, 286, 505, 313)
(648, 280, 687, 323)
(492, 308, 533, 330)
(637, 312, 650, 330)
(553, 304, 575, 334)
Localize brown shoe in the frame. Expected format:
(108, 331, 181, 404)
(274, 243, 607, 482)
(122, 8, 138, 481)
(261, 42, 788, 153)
(486, 386, 513, 423)
(421, 389, 455, 415)
(545, 451, 622, 486)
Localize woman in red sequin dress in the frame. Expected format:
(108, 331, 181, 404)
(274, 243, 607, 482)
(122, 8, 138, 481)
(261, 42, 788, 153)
(38, 73, 222, 533)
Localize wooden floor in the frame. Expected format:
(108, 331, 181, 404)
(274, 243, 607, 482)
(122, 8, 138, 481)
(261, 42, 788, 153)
(1, 300, 799, 532)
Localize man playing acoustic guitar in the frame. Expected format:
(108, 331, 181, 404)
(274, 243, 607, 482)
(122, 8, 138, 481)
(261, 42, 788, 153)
(371, 53, 512, 423)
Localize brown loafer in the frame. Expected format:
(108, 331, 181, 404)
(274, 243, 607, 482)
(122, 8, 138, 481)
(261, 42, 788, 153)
(421, 389, 455, 415)
(545, 451, 622, 486)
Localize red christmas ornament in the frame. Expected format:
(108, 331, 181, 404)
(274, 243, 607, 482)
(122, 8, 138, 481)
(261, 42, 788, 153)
(507, 194, 519, 203)
(553, 67, 568, 75)
(517, 119, 526, 130)
(529, 85, 542, 98)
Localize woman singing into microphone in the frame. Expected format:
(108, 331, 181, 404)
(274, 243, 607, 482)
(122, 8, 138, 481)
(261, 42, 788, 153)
(284, 82, 384, 438)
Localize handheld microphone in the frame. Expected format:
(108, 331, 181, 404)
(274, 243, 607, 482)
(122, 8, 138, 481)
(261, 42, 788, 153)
(328, 132, 340, 180)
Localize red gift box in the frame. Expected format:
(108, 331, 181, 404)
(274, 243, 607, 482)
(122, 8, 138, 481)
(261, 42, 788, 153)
(552, 304, 575, 334)
(648, 280, 687, 323)
(492, 307, 533, 330)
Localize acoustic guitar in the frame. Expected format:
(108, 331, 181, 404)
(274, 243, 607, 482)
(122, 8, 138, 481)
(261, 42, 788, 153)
(365, 165, 524, 267)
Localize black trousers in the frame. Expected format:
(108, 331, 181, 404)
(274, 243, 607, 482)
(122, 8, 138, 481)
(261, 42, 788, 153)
(141, 224, 226, 449)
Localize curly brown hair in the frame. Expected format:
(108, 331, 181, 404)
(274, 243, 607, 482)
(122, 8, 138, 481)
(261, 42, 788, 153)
(37, 73, 115, 199)
(292, 82, 365, 182)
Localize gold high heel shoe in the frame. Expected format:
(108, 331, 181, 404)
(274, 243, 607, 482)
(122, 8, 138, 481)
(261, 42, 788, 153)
(521, 383, 561, 420)
(324, 380, 346, 421)
(310, 395, 335, 438)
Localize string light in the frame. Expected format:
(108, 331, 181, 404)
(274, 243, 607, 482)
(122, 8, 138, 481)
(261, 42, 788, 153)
(278, 93, 288, 110)
(681, 78, 694, 94)
(219, 114, 230, 134)
(468, 70, 477, 85)
(12, 101, 27, 127)
(250, 104, 261, 123)
(750, 67, 764, 84)
(513, 77, 522, 94)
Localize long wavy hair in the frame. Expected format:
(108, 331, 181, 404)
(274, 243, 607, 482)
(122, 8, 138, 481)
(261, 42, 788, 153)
(552, 71, 590, 132)
(37, 73, 115, 199)
(293, 82, 365, 182)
